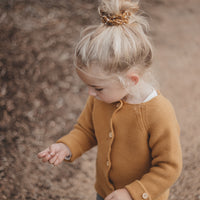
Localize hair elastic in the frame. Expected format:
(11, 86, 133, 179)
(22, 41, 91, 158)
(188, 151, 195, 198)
(99, 10, 131, 26)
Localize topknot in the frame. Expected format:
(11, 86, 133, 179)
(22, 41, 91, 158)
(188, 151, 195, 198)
(99, 0, 139, 26)
(75, 0, 153, 75)
(99, 0, 140, 18)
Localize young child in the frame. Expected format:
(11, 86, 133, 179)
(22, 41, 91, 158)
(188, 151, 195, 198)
(38, 0, 182, 200)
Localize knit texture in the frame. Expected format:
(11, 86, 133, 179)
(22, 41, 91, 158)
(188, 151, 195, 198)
(57, 92, 182, 200)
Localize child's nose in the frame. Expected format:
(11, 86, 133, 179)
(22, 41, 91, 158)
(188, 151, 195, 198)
(88, 87, 97, 96)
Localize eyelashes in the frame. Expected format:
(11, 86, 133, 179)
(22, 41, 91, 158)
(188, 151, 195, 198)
(95, 88, 103, 92)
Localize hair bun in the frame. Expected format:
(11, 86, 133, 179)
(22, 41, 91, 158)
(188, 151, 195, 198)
(75, 0, 152, 74)
(98, 0, 139, 26)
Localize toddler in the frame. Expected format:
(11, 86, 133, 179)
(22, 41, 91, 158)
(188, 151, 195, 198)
(38, 0, 182, 200)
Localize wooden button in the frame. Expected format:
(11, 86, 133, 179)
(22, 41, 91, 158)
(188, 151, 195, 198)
(106, 161, 109, 166)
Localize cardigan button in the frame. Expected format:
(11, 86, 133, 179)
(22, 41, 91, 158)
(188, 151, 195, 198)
(106, 161, 109, 166)
(142, 193, 148, 199)
(109, 132, 112, 138)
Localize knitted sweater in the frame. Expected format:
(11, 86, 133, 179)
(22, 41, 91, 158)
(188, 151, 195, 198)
(57, 91, 182, 200)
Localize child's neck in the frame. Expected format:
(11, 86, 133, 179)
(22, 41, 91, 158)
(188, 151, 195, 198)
(123, 82, 154, 104)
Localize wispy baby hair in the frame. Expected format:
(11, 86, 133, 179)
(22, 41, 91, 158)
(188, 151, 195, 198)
(75, 0, 153, 75)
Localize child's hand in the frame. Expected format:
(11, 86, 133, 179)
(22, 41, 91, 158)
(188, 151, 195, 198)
(37, 143, 71, 166)
(105, 188, 133, 200)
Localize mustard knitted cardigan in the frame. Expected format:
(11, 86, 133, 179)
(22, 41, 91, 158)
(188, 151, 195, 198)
(57, 92, 182, 200)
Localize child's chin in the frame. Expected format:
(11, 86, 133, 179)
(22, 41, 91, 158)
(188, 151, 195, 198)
(95, 97, 106, 102)
(95, 97, 114, 104)
(95, 97, 107, 103)
(95, 96, 101, 101)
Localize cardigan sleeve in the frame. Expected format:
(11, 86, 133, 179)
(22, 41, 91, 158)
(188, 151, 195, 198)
(56, 96, 97, 162)
(125, 97, 182, 200)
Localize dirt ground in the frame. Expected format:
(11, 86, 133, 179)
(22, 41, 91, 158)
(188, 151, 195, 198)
(0, 0, 200, 200)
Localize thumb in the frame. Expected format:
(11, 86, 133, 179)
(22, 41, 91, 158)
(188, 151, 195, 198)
(49, 144, 56, 156)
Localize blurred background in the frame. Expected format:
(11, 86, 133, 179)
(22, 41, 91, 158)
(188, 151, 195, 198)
(0, 0, 200, 199)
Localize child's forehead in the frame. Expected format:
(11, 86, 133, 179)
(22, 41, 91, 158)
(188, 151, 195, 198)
(76, 67, 117, 85)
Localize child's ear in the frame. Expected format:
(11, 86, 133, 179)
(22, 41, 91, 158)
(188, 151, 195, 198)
(126, 72, 139, 85)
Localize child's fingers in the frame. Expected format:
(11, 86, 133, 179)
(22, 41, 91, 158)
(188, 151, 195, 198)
(37, 148, 49, 158)
(48, 144, 57, 156)
(104, 192, 114, 200)
(54, 154, 65, 166)
(38, 151, 48, 158)
(42, 153, 53, 162)
(48, 154, 58, 165)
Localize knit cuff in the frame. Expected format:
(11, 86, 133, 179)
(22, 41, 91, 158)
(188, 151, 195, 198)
(125, 180, 151, 200)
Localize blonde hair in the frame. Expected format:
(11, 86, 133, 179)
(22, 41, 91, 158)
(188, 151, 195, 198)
(75, 0, 153, 77)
